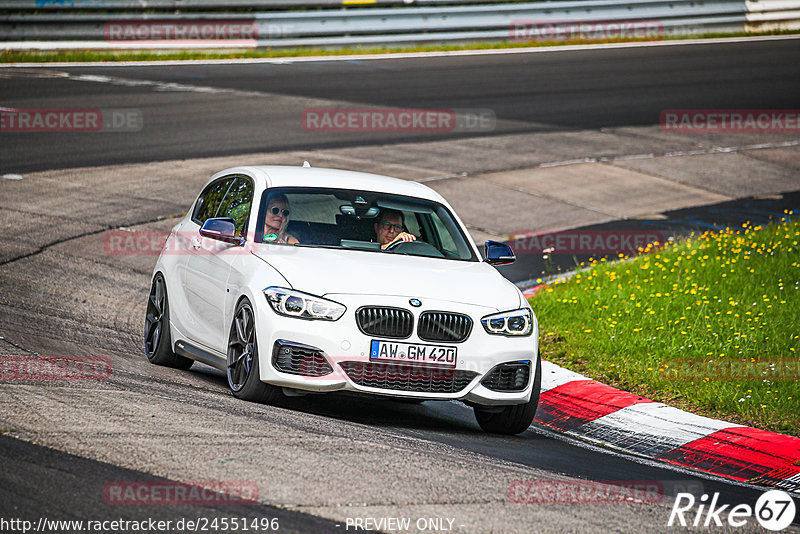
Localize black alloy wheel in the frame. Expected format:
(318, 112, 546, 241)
(226, 299, 281, 403)
(144, 273, 193, 369)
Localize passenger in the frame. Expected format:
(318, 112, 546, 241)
(374, 208, 416, 250)
(263, 192, 299, 244)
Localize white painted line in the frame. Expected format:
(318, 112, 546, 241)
(539, 158, 594, 168)
(611, 153, 655, 161)
(2, 174, 23, 180)
(2, 34, 799, 68)
(68, 73, 232, 94)
(540, 360, 590, 392)
(415, 172, 468, 183)
(27, 70, 266, 97)
(574, 402, 742, 457)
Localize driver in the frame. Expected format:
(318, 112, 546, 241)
(374, 209, 416, 250)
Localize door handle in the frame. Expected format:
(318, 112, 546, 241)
(191, 238, 201, 250)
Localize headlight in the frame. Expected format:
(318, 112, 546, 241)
(481, 308, 533, 336)
(264, 287, 346, 321)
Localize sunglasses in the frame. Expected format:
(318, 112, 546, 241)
(270, 207, 290, 217)
(380, 222, 403, 232)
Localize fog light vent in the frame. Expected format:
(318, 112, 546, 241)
(481, 361, 530, 392)
(272, 340, 332, 377)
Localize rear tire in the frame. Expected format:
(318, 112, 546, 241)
(226, 298, 282, 404)
(474, 353, 541, 435)
(144, 273, 193, 370)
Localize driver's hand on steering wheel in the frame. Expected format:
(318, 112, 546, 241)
(381, 232, 416, 250)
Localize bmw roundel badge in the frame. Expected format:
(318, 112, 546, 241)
(409, 298, 422, 307)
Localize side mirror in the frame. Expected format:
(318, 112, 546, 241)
(484, 240, 515, 265)
(200, 217, 243, 246)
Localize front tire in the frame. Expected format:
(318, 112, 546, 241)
(474, 353, 541, 435)
(226, 298, 282, 404)
(144, 273, 193, 370)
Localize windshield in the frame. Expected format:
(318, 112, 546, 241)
(256, 187, 477, 261)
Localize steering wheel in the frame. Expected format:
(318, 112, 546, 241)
(385, 239, 445, 258)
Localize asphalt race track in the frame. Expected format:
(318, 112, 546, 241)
(2, 37, 800, 173)
(1, 37, 800, 533)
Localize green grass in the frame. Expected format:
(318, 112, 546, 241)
(531, 214, 800, 435)
(3, 29, 799, 63)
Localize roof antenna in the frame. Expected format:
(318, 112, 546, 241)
(302, 161, 311, 168)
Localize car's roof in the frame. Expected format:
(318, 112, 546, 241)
(216, 165, 444, 202)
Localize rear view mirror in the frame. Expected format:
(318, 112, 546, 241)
(200, 217, 243, 245)
(340, 205, 379, 218)
(484, 240, 515, 265)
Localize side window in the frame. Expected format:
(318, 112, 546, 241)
(193, 178, 233, 226)
(217, 176, 254, 237)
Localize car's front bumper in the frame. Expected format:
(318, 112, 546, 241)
(253, 293, 538, 406)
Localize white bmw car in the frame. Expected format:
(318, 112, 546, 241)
(145, 165, 540, 434)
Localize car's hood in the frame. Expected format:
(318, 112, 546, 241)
(251, 245, 520, 310)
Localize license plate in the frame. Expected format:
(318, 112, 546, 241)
(370, 340, 457, 368)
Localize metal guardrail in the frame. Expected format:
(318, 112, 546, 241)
(745, 0, 800, 30)
(0, 0, 399, 9)
(1, 0, 507, 9)
(2, 0, 799, 49)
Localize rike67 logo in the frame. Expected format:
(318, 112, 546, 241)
(668, 490, 796, 530)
